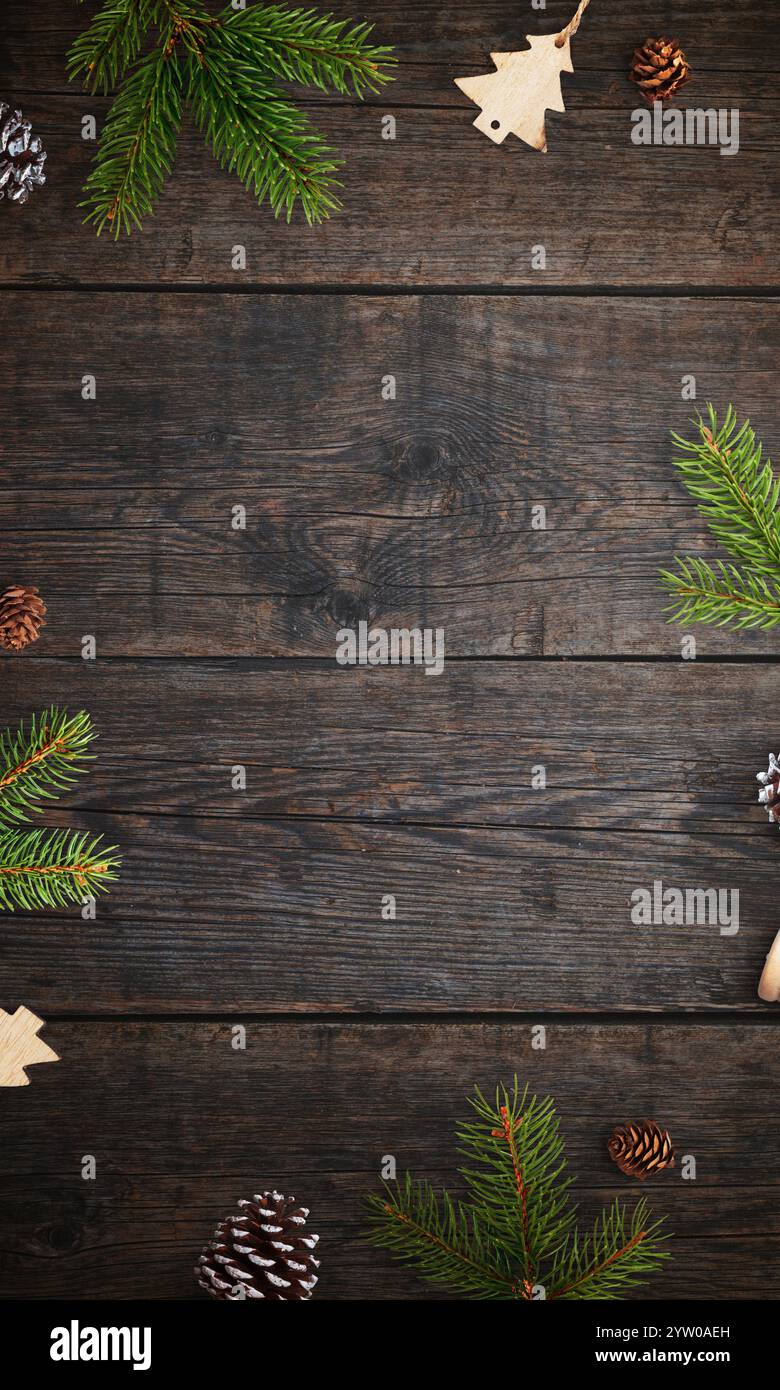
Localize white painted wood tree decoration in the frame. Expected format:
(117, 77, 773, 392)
(455, 0, 592, 152)
(0, 1006, 59, 1086)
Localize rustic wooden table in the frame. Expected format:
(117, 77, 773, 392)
(0, 1, 778, 1300)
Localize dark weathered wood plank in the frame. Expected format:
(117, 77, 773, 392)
(0, 807, 773, 1012)
(6, 1, 778, 95)
(1, 3, 776, 285)
(1, 293, 777, 655)
(0, 1020, 776, 1298)
(2, 1, 778, 1308)
(0, 659, 774, 834)
(3, 657, 774, 1010)
(2, 501, 778, 656)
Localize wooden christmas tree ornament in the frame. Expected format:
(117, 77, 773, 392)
(0, 1005, 59, 1086)
(758, 927, 780, 1003)
(455, 0, 592, 152)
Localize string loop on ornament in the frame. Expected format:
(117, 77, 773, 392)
(555, 0, 592, 48)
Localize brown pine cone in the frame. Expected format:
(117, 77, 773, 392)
(196, 1191, 320, 1300)
(608, 1121, 675, 1179)
(0, 585, 47, 652)
(630, 37, 691, 104)
(757, 754, 780, 825)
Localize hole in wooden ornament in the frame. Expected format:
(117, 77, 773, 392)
(490, 120, 501, 130)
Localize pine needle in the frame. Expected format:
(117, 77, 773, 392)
(67, 0, 159, 94)
(365, 1173, 515, 1300)
(217, 4, 395, 98)
(661, 556, 780, 630)
(671, 403, 780, 575)
(547, 1197, 669, 1301)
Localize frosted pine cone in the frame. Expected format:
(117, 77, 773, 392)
(196, 1191, 320, 1300)
(0, 104, 47, 205)
(757, 753, 780, 825)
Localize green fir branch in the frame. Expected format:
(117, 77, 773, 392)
(671, 403, 780, 576)
(80, 27, 185, 236)
(0, 828, 120, 912)
(0, 708, 98, 827)
(547, 1198, 670, 1301)
(187, 26, 341, 224)
(364, 1173, 516, 1300)
(661, 405, 780, 630)
(0, 708, 120, 912)
(364, 1081, 670, 1301)
(68, 0, 158, 93)
(216, 4, 395, 97)
(661, 556, 780, 630)
(67, 1, 395, 234)
(459, 1081, 576, 1282)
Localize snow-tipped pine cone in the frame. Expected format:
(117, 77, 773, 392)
(196, 1192, 320, 1300)
(757, 753, 780, 825)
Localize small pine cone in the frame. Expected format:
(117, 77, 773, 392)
(608, 1121, 675, 1179)
(757, 754, 780, 825)
(629, 37, 691, 104)
(196, 1191, 320, 1300)
(0, 104, 47, 205)
(0, 585, 47, 652)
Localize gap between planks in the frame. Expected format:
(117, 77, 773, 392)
(10, 653, 780, 665)
(2, 283, 780, 297)
(33, 1011, 780, 1025)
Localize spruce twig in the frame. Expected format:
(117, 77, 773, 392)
(366, 1172, 515, 1299)
(0, 708, 97, 826)
(68, 0, 395, 236)
(660, 556, 780, 630)
(67, 0, 159, 94)
(0, 709, 120, 912)
(217, 5, 392, 97)
(0, 828, 120, 912)
(661, 404, 780, 629)
(547, 1197, 666, 1300)
(461, 1086, 576, 1287)
(365, 1080, 670, 1300)
(81, 30, 185, 236)
(186, 26, 341, 225)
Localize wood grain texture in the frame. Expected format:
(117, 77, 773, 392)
(0, 695, 767, 1011)
(2, 0, 779, 1306)
(0, 292, 778, 656)
(0, 3, 777, 286)
(0, 1020, 776, 1298)
(0, 659, 775, 832)
(1, 658, 773, 1014)
(7, 1, 777, 95)
(0, 819, 769, 1012)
